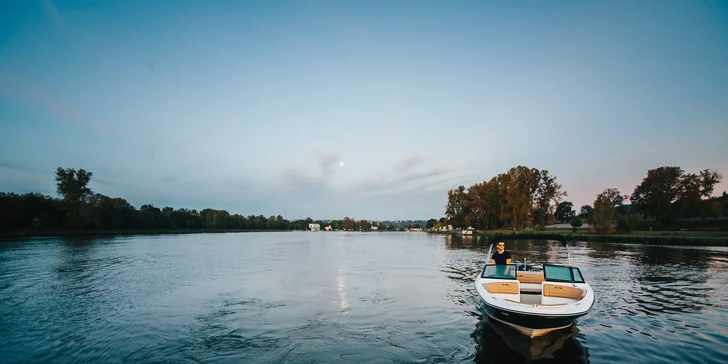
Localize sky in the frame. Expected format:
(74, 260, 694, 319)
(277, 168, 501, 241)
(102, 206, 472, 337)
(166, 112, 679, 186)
(1, 0, 727, 220)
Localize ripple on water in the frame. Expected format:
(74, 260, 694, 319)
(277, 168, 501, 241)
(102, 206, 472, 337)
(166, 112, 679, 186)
(2, 233, 728, 363)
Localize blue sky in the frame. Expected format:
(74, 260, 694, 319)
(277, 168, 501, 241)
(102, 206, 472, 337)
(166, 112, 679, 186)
(1, 0, 727, 220)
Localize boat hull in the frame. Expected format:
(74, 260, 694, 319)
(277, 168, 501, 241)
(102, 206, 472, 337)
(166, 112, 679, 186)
(482, 300, 587, 337)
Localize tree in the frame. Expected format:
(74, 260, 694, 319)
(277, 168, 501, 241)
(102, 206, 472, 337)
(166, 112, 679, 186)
(497, 166, 566, 230)
(601, 188, 628, 208)
(532, 169, 567, 226)
(445, 186, 469, 228)
(425, 219, 438, 229)
(342, 217, 354, 230)
(579, 205, 593, 220)
(590, 188, 625, 235)
(554, 201, 575, 223)
(570, 216, 583, 232)
(464, 179, 501, 230)
(358, 219, 370, 231)
(591, 195, 616, 234)
(630, 166, 723, 229)
(444, 166, 566, 231)
(498, 167, 539, 230)
(55, 167, 93, 204)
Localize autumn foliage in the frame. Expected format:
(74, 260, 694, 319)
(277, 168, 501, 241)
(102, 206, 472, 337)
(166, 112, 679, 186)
(444, 166, 566, 231)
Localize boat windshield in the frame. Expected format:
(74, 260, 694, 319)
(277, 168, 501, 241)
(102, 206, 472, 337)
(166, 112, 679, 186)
(481, 264, 518, 280)
(543, 264, 585, 283)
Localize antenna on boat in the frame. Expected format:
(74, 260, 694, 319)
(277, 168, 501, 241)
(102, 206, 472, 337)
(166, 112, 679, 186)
(566, 242, 572, 267)
(485, 235, 493, 263)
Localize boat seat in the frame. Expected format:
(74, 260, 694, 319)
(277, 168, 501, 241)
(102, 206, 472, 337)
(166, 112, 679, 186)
(483, 282, 519, 295)
(517, 272, 544, 284)
(542, 284, 585, 300)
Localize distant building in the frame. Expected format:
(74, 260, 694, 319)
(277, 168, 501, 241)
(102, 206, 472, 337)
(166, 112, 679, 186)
(309, 223, 320, 232)
(325, 225, 332, 231)
(371, 225, 378, 231)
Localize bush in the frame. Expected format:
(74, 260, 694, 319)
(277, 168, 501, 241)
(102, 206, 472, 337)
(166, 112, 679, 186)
(570, 217, 583, 232)
(616, 215, 631, 233)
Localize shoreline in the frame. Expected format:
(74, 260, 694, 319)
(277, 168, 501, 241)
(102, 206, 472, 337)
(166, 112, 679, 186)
(0, 229, 303, 239)
(2, 229, 727, 246)
(0, 229, 399, 239)
(430, 231, 728, 247)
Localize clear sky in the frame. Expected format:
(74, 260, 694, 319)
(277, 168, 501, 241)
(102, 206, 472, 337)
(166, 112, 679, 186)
(1, 0, 727, 220)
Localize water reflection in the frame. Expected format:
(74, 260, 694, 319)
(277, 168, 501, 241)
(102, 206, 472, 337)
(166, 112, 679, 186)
(472, 316, 588, 363)
(3, 233, 728, 363)
(445, 234, 487, 250)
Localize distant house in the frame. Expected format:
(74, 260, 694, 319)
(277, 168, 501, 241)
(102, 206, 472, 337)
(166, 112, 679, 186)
(325, 225, 332, 231)
(309, 223, 320, 232)
(410, 227, 422, 232)
(371, 224, 378, 231)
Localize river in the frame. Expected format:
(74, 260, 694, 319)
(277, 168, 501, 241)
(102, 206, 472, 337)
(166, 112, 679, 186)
(1, 232, 727, 363)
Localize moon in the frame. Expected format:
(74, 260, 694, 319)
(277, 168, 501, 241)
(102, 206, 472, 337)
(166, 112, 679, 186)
(339, 162, 345, 167)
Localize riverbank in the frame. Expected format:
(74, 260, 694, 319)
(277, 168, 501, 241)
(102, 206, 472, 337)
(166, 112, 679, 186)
(0, 228, 303, 239)
(431, 230, 728, 246)
(0, 228, 400, 239)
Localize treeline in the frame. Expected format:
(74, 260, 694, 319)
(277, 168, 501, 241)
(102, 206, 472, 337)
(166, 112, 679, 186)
(444, 166, 566, 230)
(444, 165, 727, 233)
(0, 167, 427, 233)
(582, 166, 726, 233)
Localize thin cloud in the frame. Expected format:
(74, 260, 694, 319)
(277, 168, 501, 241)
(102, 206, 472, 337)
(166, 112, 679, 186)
(0, 81, 123, 137)
(393, 153, 427, 174)
(0, 161, 43, 174)
(350, 166, 457, 197)
(42, 0, 67, 33)
(276, 149, 342, 192)
(314, 149, 340, 179)
(414, 175, 467, 194)
(92, 178, 114, 186)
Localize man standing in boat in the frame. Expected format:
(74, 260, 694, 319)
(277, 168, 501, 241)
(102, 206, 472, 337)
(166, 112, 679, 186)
(490, 241, 512, 265)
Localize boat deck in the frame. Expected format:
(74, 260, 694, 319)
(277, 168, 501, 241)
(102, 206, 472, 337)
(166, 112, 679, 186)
(520, 293, 542, 305)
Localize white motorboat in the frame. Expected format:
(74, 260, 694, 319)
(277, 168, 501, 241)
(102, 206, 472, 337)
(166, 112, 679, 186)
(474, 234, 595, 337)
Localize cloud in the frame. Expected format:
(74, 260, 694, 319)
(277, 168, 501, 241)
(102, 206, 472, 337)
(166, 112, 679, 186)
(42, 0, 67, 33)
(277, 149, 342, 192)
(0, 160, 116, 187)
(92, 178, 114, 186)
(349, 153, 458, 197)
(362, 167, 456, 197)
(0, 80, 123, 137)
(314, 149, 340, 179)
(0, 161, 44, 174)
(393, 153, 427, 174)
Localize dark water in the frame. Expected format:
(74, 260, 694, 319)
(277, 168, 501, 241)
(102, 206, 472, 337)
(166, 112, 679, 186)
(1, 232, 727, 363)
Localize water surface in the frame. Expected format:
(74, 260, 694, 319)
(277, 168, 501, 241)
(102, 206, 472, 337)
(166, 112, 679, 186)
(1, 232, 727, 363)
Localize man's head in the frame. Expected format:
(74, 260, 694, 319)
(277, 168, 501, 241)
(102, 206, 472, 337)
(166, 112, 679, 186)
(496, 241, 505, 253)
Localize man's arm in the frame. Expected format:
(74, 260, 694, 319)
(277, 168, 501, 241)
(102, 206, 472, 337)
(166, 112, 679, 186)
(506, 258, 512, 264)
(489, 259, 495, 264)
